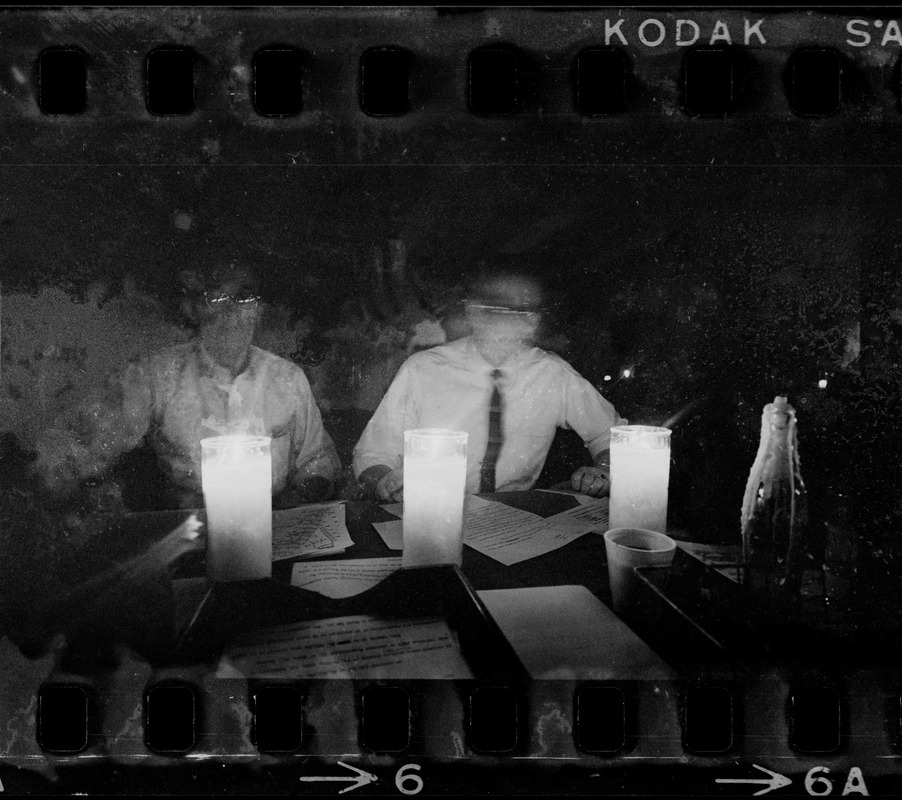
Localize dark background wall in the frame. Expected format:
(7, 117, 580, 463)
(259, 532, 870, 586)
(0, 7, 900, 543)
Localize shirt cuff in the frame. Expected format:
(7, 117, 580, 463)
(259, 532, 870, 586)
(586, 423, 628, 461)
(586, 435, 611, 461)
(353, 451, 402, 480)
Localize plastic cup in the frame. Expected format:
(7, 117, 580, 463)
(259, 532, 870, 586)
(603, 527, 676, 616)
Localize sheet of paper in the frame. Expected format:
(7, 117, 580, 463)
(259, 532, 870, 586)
(215, 615, 474, 680)
(465, 494, 495, 512)
(543, 497, 609, 532)
(290, 557, 402, 599)
(537, 488, 603, 506)
(377, 496, 597, 564)
(463, 500, 592, 566)
(373, 519, 403, 550)
(676, 541, 743, 583)
(478, 585, 675, 680)
(380, 494, 492, 519)
(375, 495, 494, 551)
(271, 503, 354, 561)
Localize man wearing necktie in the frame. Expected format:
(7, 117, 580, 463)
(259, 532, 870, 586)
(354, 271, 626, 502)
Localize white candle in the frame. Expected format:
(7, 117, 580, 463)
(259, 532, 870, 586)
(201, 435, 272, 581)
(609, 426, 672, 533)
(402, 429, 468, 568)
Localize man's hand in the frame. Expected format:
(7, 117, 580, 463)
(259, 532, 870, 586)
(274, 477, 332, 509)
(358, 464, 404, 502)
(571, 466, 610, 498)
(297, 476, 332, 504)
(375, 468, 404, 502)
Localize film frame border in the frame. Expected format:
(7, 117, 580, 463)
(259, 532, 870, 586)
(1, 4, 902, 797)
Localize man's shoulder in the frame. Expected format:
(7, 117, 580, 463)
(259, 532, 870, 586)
(403, 338, 466, 369)
(249, 347, 311, 383)
(524, 345, 566, 368)
(524, 347, 586, 378)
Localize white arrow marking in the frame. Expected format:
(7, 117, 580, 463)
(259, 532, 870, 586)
(300, 761, 378, 795)
(716, 764, 792, 796)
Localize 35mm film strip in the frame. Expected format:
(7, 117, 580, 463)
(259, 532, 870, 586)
(2, 5, 902, 797)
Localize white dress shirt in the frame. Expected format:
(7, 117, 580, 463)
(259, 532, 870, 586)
(37, 341, 340, 505)
(353, 336, 626, 493)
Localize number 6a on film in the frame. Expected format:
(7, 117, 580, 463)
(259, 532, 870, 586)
(805, 767, 868, 797)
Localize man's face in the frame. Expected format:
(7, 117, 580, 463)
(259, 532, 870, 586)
(196, 277, 261, 366)
(465, 274, 544, 356)
(466, 305, 541, 347)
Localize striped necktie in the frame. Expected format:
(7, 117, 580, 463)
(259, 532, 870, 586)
(480, 369, 504, 493)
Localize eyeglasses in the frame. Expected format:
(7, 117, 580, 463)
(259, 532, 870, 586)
(466, 304, 542, 320)
(201, 291, 260, 308)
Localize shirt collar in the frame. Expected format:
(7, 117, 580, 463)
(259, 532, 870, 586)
(465, 335, 534, 373)
(195, 341, 259, 383)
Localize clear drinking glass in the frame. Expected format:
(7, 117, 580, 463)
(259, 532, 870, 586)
(402, 429, 469, 568)
(201, 435, 272, 581)
(608, 425, 672, 533)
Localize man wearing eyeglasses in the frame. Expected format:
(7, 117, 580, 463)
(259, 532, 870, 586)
(33, 262, 341, 509)
(353, 271, 625, 502)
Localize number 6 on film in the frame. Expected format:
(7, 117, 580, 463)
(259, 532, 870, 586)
(395, 764, 423, 796)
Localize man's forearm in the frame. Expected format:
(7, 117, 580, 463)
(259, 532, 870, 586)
(299, 476, 332, 502)
(358, 464, 393, 495)
(276, 476, 333, 508)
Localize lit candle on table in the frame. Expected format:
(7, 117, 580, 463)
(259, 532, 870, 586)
(402, 429, 468, 568)
(201, 435, 272, 581)
(609, 425, 672, 533)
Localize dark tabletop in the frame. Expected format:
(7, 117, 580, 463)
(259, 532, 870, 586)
(62, 491, 612, 677)
(119, 490, 611, 594)
(60, 490, 902, 677)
